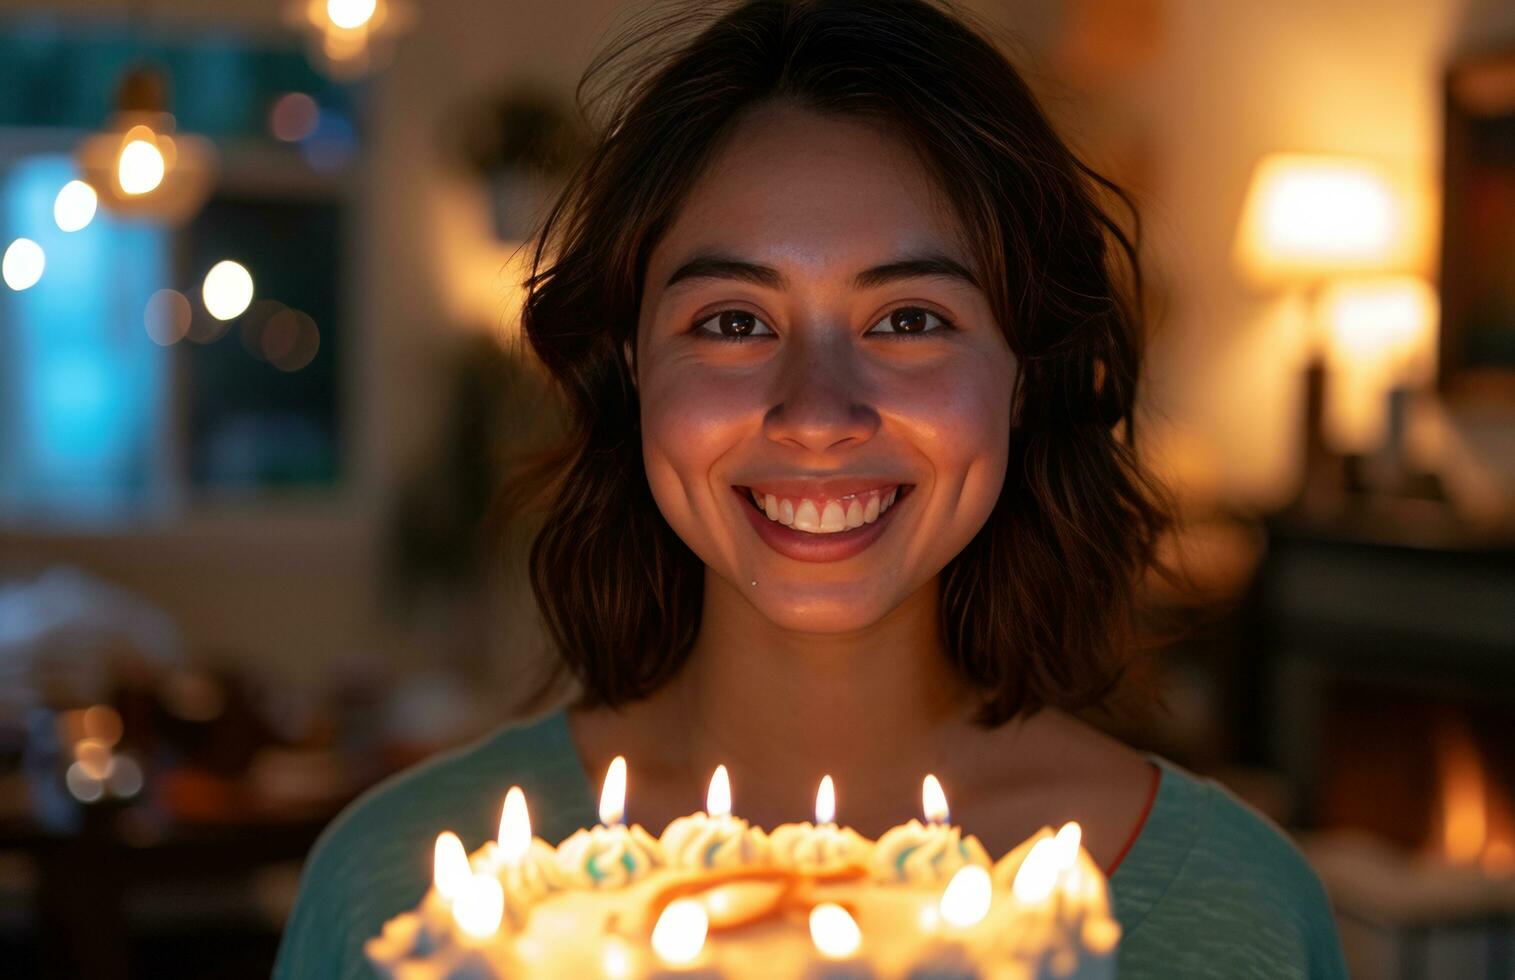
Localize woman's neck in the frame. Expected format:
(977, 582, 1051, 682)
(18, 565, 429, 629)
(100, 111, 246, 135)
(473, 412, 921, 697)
(643, 568, 980, 828)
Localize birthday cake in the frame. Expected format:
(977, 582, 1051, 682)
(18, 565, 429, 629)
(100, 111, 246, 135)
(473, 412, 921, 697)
(365, 759, 1120, 979)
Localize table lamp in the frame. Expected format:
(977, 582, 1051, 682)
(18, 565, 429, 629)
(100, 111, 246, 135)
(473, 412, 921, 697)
(1232, 153, 1417, 514)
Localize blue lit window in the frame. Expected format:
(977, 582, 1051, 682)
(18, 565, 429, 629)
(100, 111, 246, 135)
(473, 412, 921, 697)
(0, 154, 171, 524)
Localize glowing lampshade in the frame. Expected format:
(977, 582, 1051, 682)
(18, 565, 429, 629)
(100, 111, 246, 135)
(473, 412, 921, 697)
(283, 0, 415, 81)
(1233, 154, 1409, 285)
(1319, 275, 1438, 382)
(74, 64, 217, 225)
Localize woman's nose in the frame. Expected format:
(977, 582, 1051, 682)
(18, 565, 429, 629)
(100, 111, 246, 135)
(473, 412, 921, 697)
(761, 336, 881, 454)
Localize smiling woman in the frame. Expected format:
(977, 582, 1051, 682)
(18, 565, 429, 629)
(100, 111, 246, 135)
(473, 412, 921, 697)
(276, 2, 1348, 978)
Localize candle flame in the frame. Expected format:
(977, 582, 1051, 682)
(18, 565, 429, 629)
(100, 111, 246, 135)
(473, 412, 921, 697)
(433, 831, 471, 901)
(707, 764, 732, 819)
(601, 937, 632, 978)
(651, 897, 708, 965)
(1011, 838, 1058, 904)
(498, 786, 532, 863)
(816, 775, 836, 825)
(451, 873, 505, 938)
(809, 902, 862, 958)
(600, 755, 627, 826)
(939, 864, 992, 927)
(1050, 821, 1082, 872)
(1083, 915, 1122, 954)
(922, 774, 949, 824)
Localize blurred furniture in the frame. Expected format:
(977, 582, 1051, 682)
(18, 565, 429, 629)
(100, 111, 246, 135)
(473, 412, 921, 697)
(1238, 504, 1515, 831)
(0, 805, 331, 980)
(1440, 46, 1515, 405)
(1233, 153, 1437, 514)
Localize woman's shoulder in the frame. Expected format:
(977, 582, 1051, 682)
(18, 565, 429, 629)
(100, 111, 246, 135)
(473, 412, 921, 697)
(273, 708, 595, 980)
(1111, 754, 1348, 979)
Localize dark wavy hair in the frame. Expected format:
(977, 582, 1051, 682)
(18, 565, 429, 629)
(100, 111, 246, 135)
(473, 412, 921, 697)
(510, 0, 1181, 726)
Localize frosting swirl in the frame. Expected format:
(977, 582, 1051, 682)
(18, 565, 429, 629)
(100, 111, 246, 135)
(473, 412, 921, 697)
(767, 821, 873, 873)
(659, 812, 770, 869)
(869, 818, 991, 884)
(553, 823, 663, 889)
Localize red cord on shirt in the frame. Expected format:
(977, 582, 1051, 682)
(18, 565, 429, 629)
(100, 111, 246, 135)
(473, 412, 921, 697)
(1103, 761, 1161, 877)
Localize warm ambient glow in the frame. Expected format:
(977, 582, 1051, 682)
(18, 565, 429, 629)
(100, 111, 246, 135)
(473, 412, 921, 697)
(809, 902, 863, 958)
(202, 260, 254, 320)
(451, 873, 505, 938)
(1234, 153, 1406, 284)
(938, 865, 993, 928)
(600, 937, 632, 978)
(707, 765, 732, 819)
(1435, 716, 1515, 875)
(922, 774, 949, 825)
(1012, 821, 1084, 904)
(1050, 821, 1083, 871)
(1012, 840, 1059, 904)
(327, 0, 377, 30)
(651, 898, 709, 965)
(433, 831, 471, 901)
(3, 238, 44, 291)
(816, 775, 836, 826)
(600, 755, 627, 826)
(54, 180, 98, 231)
(118, 136, 166, 195)
(498, 786, 532, 863)
(1320, 275, 1438, 381)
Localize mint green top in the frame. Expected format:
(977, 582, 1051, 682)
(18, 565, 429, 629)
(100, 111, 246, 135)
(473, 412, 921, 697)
(274, 710, 1348, 979)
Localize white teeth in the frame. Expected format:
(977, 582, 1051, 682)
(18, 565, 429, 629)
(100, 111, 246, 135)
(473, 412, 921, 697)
(748, 486, 904, 535)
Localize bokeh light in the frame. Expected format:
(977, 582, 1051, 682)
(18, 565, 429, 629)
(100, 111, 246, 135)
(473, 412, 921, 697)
(202, 260, 255, 320)
(269, 92, 320, 141)
(145, 289, 193, 346)
(262, 308, 321, 371)
(54, 180, 99, 231)
(3, 238, 45, 290)
(118, 138, 166, 195)
(327, 0, 378, 30)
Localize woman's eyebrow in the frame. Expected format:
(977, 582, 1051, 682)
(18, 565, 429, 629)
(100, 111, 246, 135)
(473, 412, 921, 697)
(662, 251, 980, 291)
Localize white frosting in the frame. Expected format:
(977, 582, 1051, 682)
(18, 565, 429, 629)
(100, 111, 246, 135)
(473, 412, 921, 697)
(467, 837, 565, 928)
(659, 812, 770, 869)
(767, 821, 872, 873)
(366, 815, 1120, 980)
(869, 819, 991, 885)
(553, 822, 664, 888)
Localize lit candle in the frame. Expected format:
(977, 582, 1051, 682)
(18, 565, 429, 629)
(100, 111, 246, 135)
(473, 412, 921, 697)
(770, 775, 873, 873)
(660, 765, 770, 869)
(646, 897, 721, 977)
(555, 756, 664, 887)
(870, 775, 990, 884)
(805, 902, 872, 979)
(996, 821, 1121, 975)
(476, 785, 563, 922)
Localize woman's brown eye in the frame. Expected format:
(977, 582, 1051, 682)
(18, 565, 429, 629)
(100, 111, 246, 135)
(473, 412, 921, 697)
(719, 311, 757, 336)
(892, 308, 929, 333)
(868, 306, 948, 336)
(695, 309, 773, 340)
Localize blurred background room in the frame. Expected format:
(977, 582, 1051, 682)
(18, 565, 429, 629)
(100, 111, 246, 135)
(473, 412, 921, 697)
(0, 0, 1513, 977)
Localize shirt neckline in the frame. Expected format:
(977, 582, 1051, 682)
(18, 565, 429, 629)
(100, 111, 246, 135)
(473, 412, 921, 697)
(539, 708, 1177, 876)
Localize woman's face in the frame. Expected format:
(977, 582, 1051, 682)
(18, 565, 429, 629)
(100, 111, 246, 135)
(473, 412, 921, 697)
(635, 102, 1018, 634)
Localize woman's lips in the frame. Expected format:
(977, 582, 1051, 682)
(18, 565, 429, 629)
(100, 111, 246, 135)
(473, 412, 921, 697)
(732, 484, 912, 563)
